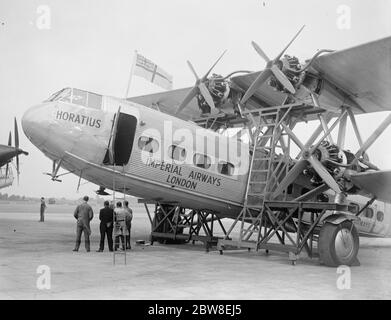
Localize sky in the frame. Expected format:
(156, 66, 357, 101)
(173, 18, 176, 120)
(0, 0, 391, 199)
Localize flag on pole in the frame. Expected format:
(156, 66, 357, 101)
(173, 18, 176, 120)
(133, 52, 173, 90)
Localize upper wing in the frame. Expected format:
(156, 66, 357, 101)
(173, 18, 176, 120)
(128, 37, 391, 121)
(127, 87, 200, 121)
(312, 36, 391, 113)
(350, 170, 391, 203)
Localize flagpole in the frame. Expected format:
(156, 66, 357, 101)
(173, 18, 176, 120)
(125, 50, 137, 98)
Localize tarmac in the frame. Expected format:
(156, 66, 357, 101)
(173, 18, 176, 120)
(1, 200, 391, 300)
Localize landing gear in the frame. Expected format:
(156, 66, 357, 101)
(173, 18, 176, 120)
(318, 221, 359, 267)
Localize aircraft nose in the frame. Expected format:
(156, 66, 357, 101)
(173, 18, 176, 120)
(22, 103, 51, 146)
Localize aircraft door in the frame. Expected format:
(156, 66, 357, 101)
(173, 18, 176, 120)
(103, 108, 137, 166)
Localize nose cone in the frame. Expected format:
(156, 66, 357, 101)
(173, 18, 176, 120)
(22, 103, 50, 146)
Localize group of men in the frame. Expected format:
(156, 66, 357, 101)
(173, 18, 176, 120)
(72, 196, 133, 252)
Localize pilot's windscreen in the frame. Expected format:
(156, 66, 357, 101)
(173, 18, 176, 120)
(46, 88, 71, 102)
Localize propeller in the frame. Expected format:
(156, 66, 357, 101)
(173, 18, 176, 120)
(5, 132, 11, 178)
(175, 50, 227, 115)
(272, 122, 342, 198)
(14, 117, 23, 184)
(241, 25, 305, 104)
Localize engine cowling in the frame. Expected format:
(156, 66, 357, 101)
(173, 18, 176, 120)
(196, 74, 230, 114)
(305, 141, 364, 190)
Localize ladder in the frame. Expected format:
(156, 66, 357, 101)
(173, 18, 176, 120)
(217, 105, 293, 251)
(237, 110, 282, 244)
(246, 110, 280, 208)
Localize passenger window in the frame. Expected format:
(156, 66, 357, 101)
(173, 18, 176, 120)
(72, 89, 87, 106)
(377, 211, 384, 222)
(193, 153, 211, 169)
(217, 161, 235, 176)
(87, 92, 102, 109)
(168, 145, 186, 161)
(138, 136, 159, 154)
(365, 207, 374, 219)
(349, 203, 359, 215)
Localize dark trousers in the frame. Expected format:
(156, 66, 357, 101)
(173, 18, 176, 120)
(40, 208, 45, 222)
(126, 225, 131, 249)
(99, 223, 113, 251)
(74, 224, 90, 251)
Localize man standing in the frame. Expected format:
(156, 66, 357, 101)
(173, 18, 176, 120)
(124, 200, 133, 250)
(73, 195, 94, 252)
(113, 201, 127, 251)
(39, 197, 46, 222)
(97, 200, 114, 252)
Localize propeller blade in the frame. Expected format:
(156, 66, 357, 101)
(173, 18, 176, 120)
(8, 132, 11, 146)
(177, 51, 226, 115)
(274, 25, 305, 62)
(16, 154, 20, 185)
(14, 117, 19, 149)
(202, 50, 227, 81)
(240, 68, 272, 104)
(187, 60, 200, 80)
(272, 159, 308, 198)
(281, 123, 305, 151)
(14, 117, 20, 185)
(270, 64, 296, 94)
(251, 41, 271, 63)
(198, 82, 215, 110)
(308, 155, 341, 193)
(175, 86, 199, 114)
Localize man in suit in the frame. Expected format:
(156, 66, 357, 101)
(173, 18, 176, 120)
(73, 195, 94, 252)
(96, 200, 114, 252)
(124, 200, 133, 250)
(39, 197, 46, 222)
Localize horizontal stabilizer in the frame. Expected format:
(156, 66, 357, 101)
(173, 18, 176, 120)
(350, 170, 391, 203)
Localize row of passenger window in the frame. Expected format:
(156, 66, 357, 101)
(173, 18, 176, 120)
(138, 136, 235, 176)
(350, 203, 384, 222)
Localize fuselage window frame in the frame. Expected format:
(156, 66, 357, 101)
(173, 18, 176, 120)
(349, 202, 360, 215)
(168, 145, 187, 162)
(193, 153, 212, 170)
(376, 211, 384, 222)
(217, 161, 235, 176)
(138, 136, 160, 154)
(365, 207, 374, 219)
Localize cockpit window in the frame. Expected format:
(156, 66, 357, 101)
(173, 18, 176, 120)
(87, 92, 103, 109)
(47, 88, 71, 102)
(46, 88, 102, 109)
(72, 89, 87, 106)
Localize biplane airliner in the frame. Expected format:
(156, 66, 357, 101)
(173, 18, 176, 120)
(22, 28, 391, 267)
(0, 119, 28, 189)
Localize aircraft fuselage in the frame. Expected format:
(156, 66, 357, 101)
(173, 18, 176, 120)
(22, 88, 391, 237)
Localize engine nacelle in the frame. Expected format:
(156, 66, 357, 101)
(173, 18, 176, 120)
(197, 74, 230, 114)
(305, 141, 364, 189)
(268, 55, 305, 92)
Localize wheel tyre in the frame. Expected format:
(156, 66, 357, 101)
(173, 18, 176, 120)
(319, 221, 359, 267)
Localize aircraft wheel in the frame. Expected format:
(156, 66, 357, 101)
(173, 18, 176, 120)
(319, 221, 359, 267)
